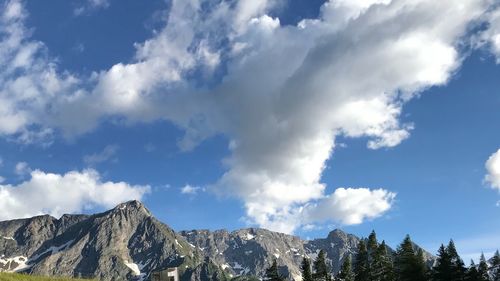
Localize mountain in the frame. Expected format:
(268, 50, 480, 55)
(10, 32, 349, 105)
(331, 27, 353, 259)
(178, 228, 360, 280)
(0, 201, 202, 280)
(0, 201, 433, 281)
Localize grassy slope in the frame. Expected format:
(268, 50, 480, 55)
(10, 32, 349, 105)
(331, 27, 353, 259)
(0, 273, 95, 281)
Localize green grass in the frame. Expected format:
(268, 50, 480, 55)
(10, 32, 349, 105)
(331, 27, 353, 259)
(0, 273, 96, 281)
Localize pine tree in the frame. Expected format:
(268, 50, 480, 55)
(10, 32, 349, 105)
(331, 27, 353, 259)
(491, 250, 500, 281)
(367, 231, 378, 257)
(433, 244, 452, 281)
(478, 253, 489, 281)
(367, 230, 378, 280)
(265, 259, 285, 281)
(466, 260, 480, 281)
(371, 241, 395, 281)
(447, 240, 466, 281)
(395, 235, 427, 281)
(337, 255, 355, 281)
(313, 250, 331, 281)
(415, 248, 428, 281)
(302, 257, 314, 281)
(354, 240, 370, 281)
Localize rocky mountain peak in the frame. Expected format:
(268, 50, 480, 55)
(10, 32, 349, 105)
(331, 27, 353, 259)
(326, 229, 348, 240)
(109, 200, 152, 217)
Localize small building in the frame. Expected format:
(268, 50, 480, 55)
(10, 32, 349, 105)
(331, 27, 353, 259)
(151, 267, 179, 281)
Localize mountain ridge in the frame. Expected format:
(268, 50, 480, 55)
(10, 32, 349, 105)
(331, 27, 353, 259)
(0, 200, 433, 281)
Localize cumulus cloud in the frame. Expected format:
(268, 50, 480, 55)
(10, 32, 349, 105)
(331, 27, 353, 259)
(83, 144, 119, 166)
(0, 169, 150, 220)
(1, 0, 500, 232)
(304, 188, 396, 225)
(485, 148, 500, 191)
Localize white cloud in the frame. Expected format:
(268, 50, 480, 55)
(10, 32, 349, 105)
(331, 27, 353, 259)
(180, 184, 203, 195)
(485, 148, 500, 191)
(83, 144, 119, 166)
(304, 188, 396, 225)
(478, 8, 500, 63)
(0, 169, 150, 220)
(0, 0, 79, 140)
(1, 0, 499, 232)
(14, 161, 31, 176)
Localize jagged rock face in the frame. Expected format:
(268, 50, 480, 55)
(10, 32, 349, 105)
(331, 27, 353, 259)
(304, 229, 361, 273)
(180, 228, 361, 281)
(0, 201, 198, 281)
(0, 201, 435, 281)
(181, 228, 307, 280)
(183, 258, 228, 281)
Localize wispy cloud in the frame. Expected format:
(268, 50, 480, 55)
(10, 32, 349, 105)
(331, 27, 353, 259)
(180, 184, 204, 195)
(83, 145, 119, 166)
(455, 233, 500, 262)
(73, 0, 110, 16)
(14, 161, 31, 177)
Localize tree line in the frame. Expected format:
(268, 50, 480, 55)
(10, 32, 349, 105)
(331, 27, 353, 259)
(264, 231, 500, 281)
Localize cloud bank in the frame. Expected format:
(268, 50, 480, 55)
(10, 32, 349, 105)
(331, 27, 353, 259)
(1, 0, 499, 232)
(0, 169, 150, 221)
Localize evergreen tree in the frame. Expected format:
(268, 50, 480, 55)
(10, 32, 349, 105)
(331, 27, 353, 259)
(478, 253, 489, 281)
(491, 250, 500, 281)
(367, 231, 379, 257)
(302, 257, 314, 281)
(354, 240, 370, 281)
(395, 235, 427, 281)
(313, 250, 331, 281)
(371, 241, 395, 281)
(337, 255, 355, 281)
(415, 248, 428, 281)
(366, 231, 379, 281)
(465, 260, 480, 281)
(447, 240, 466, 281)
(432, 244, 452, 281)
(265, 259, 285, 281)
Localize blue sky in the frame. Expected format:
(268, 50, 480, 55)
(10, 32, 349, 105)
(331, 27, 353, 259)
(0, 0, 499, 262)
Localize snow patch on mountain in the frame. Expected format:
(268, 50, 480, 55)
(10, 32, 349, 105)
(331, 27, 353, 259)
(175, 239, 183, 248)
(0, 236, 15, 241)
(30, 240, 74, 261)
(124, 260, 147, 280)
(0, 255, 30, 272)
(221, 263, 230, 270)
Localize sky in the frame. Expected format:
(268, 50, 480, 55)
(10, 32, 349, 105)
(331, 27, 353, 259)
(0, 0, 499, 263)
